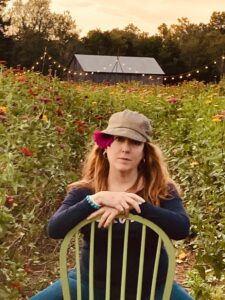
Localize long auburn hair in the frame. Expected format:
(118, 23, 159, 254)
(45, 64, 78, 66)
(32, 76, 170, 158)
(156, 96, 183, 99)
(68, 142, 180, 206)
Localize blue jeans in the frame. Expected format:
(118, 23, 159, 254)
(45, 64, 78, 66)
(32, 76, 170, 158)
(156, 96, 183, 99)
(30, 269, 194, 300)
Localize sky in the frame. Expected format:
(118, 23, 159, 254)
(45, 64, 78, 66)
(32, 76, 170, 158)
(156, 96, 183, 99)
(48, 0, 225, 36)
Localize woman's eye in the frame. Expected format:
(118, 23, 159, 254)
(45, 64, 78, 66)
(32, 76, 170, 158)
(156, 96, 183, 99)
(115, 136, 125, 142)
(131, 140, 142, 146)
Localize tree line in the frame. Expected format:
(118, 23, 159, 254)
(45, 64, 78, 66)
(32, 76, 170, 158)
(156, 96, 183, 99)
(1, 0, 225, 83)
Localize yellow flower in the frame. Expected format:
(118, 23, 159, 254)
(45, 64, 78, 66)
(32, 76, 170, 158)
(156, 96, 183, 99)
(41, 115, 48, 122)
(178, 250, 188, 260)
(176, 250, 188, 264)
(190, 161, 199, 167)
(205, 100, 212, 104)
(0, 106, 7, 114)
(212, 118, 221, 122)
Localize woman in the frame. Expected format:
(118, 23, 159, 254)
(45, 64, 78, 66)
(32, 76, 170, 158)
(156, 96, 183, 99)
(31, 109, 194, 300)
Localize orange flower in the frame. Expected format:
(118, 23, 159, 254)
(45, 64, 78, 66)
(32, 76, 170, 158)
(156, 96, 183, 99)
(41, 115, 48, 122)
(15, 76, 26, 82)
(212, 117, 221, 122)
(0, 106, 7, 114)
(11, 281, 21, 289)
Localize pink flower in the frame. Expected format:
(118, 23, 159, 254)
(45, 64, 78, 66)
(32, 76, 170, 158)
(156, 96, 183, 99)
(56, 126, 65, 134)
(166, 97, 178, 103)
(212, 114, 225, 120)
(93, 130, 114, 149)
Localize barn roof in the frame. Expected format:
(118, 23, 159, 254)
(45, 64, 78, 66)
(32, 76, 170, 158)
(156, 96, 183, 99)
(73, 54, 164, 75)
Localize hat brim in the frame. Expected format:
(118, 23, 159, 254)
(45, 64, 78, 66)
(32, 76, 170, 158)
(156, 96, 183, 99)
(102, 128, 147, 142)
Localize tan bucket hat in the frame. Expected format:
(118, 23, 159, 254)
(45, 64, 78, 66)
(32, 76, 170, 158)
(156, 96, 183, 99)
(102, 109, 152, 142)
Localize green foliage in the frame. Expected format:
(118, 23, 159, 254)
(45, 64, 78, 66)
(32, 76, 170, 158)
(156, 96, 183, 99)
(2, 0, 225, 81)
(0, 68, 225, 298)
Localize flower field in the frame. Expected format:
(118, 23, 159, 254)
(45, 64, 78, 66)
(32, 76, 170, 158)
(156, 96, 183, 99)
(0, 67, 225, 299)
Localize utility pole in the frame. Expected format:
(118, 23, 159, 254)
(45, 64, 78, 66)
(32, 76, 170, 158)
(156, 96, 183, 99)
(221, 53, 225, 80)
(41, 47, 47, 74)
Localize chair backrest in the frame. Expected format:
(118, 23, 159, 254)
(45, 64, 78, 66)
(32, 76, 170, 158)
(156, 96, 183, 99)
(59, 213, 175, 300)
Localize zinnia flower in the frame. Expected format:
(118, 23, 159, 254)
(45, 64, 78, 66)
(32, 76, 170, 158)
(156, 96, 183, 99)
(166, 97, 178, 103)
(212, 114, 225, 120)
(56, 126, 65, 134)
(20, 147, 33, 157)
(0, 106, 7, 114)
(93, 131, 114, 149)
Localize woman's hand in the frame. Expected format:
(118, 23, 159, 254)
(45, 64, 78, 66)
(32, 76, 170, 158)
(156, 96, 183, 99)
(91, 191, 145, 215)
(87, 206, 119, 228)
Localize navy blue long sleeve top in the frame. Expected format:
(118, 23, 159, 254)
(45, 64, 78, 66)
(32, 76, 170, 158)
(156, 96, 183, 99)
(48, 187, 190, 298)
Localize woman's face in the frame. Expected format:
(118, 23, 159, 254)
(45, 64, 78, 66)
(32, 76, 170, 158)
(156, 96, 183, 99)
(106, 136, 145, 174)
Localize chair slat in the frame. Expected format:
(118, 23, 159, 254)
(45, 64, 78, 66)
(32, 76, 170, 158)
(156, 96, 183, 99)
(120, 219, 129, 300)
(136, 224, 146, 300)
(149, 237, 162, 300)
(60, 214, 176, 300)
(75, 233, 82, 300)
(105, 224, 112, 300)
(89, 222, 95, 300)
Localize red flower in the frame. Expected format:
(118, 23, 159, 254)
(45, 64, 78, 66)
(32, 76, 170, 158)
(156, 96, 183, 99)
(20, 147, 33, 157)
(29, 89, 38, 96)
(74, 119, 87, 134)
(55, 96, 62, 101)
(0, 60, 7, 65)
(166, 97, 178, 103)
(11, 281, 21, 289)
(56, 108, 64, 116)
(95, 114, 104, 120)
(5, 195, 15, 208)
(15, 76, 26, 82)
(12, 69, 24, 74)
(93, 130, 114, 149)
(77, 125, 85, 134)
(24, 265, 33, 274)
(39, 97, 52, 103)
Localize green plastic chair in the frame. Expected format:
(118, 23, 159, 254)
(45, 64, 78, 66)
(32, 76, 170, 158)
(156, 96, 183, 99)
(59, 213, 176, 300)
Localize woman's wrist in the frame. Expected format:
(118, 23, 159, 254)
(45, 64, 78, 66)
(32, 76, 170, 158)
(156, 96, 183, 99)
(86, 195, 101, 209)
(91, 192, 103, 206)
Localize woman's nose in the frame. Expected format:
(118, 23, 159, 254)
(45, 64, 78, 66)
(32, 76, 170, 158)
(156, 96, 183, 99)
(121, 139, 130, 152)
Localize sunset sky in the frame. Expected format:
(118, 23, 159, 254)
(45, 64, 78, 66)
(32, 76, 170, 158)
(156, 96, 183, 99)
(6, 1, 225, 37)
(48, 0, 225, 36)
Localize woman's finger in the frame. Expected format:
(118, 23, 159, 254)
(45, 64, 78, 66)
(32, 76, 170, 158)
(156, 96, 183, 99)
(87, 208, 105, 220)
(127, 193, 145, 204)
(98, 210, 112, 228)
(125, 198, 141, 213)
(103, 211, 118, 228)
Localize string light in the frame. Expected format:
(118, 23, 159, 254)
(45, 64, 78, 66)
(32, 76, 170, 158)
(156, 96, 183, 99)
(22, 50, 225, 83)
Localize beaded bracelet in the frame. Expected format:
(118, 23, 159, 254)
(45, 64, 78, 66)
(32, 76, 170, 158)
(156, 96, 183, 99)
(86, 195, 101, 209)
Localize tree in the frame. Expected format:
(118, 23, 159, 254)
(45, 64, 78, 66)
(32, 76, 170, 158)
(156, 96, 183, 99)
(0, 0, 13, 63)
(5, 0, 80, 67)
(209, 11, 225, 34)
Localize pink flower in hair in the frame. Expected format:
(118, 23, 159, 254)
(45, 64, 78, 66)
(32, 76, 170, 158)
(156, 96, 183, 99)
(93, 130, 114, 149)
